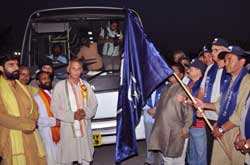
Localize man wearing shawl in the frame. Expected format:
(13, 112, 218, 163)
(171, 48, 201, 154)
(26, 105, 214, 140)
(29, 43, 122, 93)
(0, 54, 46, 165)
(197, 45, 250, 164)
(34, 71, 60, 165)
(51, 59, 97, 165)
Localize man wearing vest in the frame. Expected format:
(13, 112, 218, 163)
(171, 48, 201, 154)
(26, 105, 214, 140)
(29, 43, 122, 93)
(34, 71, 60, 165)
(197, 45, 250, 164)
(0, 54, 46, 165)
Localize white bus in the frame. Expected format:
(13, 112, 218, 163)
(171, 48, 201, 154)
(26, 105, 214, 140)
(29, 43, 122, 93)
(21, 7, 145, 146)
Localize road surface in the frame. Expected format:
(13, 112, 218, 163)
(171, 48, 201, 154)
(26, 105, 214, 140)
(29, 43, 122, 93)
(92, 140, 147, 165)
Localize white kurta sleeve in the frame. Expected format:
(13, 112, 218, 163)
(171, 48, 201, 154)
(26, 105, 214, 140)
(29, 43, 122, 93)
(38, 116, 56, 128)
(51, 81, 75, 123)
(34, 95, 57, 127)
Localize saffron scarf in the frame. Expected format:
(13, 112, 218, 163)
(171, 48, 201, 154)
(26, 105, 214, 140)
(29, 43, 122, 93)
(217, 68, 248, 127)
(38, 89, 60, 143)
(0, 76, 45, 165)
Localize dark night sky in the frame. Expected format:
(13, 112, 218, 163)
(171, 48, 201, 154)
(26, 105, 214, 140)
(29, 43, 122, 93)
(1, 0, 250, 56)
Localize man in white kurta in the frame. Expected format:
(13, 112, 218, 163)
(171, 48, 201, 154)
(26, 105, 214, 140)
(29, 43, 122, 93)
(51, 60, 98, 165)
(34, 71, 60, 165)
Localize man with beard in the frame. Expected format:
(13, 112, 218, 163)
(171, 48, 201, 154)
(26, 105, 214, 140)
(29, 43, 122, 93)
(30, 58, 58, 88)
(34, 71, 60, 165)
(0, 54, 46, 164)
(51, 59, 97, 165)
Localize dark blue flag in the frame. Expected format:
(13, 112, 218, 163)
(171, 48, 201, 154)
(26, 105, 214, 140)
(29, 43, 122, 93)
(115, 10, 173, 162)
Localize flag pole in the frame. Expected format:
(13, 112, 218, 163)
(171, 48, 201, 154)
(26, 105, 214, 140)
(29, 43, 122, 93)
(173, 72, 232, 161)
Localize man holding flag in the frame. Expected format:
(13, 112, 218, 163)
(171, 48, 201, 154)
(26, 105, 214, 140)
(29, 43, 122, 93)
(115, 10, 173, 163)
(196, 45, 250, 164)
(149, 63, 193, 165)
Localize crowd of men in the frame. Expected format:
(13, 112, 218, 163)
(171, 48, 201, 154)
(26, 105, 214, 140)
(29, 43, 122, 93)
(0, 57, 97, 165)
(143, 38, 250, 165)
(0, 19, 122, 165)
(0, 36, 250, 165)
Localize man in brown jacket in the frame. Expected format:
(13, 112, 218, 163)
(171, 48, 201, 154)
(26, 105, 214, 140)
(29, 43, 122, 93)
(0, 54, 46, 165)
(149, 63, 193, 164)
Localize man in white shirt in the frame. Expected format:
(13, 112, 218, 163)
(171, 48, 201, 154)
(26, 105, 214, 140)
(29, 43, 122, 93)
(34, 71, 60, 165)
(51, 60, 97, 165)
(198, 38, 230, 164)
(99, 20, 123, 70)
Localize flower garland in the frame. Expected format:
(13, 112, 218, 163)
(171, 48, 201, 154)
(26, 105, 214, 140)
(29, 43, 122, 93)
(80, 83, 88, 99)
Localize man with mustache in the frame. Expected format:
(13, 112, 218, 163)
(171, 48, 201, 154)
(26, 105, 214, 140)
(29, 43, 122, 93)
(19, 66, 31, 85)
(51, 59, 97, 165)
(0, 54, 46, 164)
(30, 58, 58, 88)
(196, 45, 250, 164)
(19, 66, 39, 95)
(34, 71, 60, 165)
